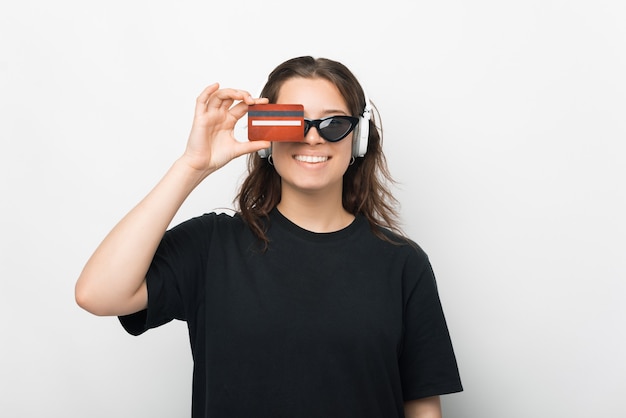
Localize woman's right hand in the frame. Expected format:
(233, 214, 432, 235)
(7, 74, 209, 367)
(181, 83, 270, 176)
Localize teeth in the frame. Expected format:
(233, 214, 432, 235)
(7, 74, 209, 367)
(294, 155, 329, 163)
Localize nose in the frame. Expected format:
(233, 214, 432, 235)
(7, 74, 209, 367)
(303, 123, 325, 145)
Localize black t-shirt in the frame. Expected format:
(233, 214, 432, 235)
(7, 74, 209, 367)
(120, 209, 462, 417)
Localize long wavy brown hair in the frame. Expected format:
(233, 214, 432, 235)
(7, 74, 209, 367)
(236, 56, 404, 247)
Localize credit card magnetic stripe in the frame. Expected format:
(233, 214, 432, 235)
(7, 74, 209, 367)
(248, 110, 304, 117)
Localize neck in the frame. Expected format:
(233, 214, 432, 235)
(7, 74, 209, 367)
(277, 187, 355, 233)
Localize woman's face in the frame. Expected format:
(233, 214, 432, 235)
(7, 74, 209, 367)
(271, 77, 354, 199)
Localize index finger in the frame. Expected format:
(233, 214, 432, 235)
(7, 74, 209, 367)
(229, 97, 270, 120)
(206, 88, 254, 111)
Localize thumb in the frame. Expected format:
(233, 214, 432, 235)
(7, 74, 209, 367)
(235, 140, 271, 157)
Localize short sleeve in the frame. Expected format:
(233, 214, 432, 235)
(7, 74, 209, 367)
(118, 214, 214, 336)
(399, 252, 463, 400)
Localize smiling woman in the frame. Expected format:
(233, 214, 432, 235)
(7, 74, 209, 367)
(75, 55, 463, 418)
(271, 77, 356, 226)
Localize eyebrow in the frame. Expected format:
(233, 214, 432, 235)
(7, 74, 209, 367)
(320, 108, 349, 116)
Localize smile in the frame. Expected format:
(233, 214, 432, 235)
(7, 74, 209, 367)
(294, 155, 329, 163)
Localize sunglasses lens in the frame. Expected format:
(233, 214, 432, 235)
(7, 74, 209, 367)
(319, 117, 354, 142)
(303, 116, 358, 142)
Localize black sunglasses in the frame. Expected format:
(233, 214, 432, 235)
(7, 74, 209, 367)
(303, 116, 360, 142)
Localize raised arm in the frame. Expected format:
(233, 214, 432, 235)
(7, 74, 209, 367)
(75, 84, 270, 316)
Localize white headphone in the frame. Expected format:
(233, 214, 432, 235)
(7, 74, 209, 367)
(234, 89, 372, 159)
(352, 92, 372, 158)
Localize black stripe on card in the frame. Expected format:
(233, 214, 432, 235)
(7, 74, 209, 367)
(248, 110, 303, 117)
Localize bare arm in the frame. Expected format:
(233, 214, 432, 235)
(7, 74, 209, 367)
(75, 84, 269, 316)
(404, 396, 442, 418)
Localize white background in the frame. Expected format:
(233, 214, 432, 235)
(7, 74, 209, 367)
(1, 1, 625, 417)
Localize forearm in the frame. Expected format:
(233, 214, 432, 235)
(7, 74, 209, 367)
(404, 396, 442, 418)
(75, 157, 212, 316)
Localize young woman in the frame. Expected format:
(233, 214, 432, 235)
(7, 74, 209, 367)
(76, 56, 462, 418)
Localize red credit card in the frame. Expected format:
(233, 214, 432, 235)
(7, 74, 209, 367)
(247, 104, 304, 141)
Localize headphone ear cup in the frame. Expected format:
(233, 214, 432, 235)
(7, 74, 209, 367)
(258, 145, 271, 158)
(352, 115, 369, 158)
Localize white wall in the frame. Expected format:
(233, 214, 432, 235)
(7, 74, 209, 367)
(1, 1, 624, 416)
